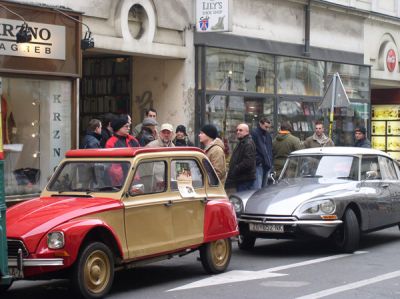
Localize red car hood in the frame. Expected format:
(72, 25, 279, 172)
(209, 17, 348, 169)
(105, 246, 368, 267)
(6, 196, 122, 252)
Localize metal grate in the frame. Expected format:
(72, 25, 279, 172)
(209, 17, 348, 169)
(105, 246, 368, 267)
(7, 239, 29, 257)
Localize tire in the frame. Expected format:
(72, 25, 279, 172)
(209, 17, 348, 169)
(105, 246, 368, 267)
(332, 209, 360, 253)
(200, 238, 232, 274)
(237, 233, 256, 250)
(71, 242, 115, 299)
(0, 283, 12, 294)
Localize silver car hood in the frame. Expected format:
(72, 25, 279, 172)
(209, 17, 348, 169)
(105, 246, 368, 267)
(244, 178, 359, 215)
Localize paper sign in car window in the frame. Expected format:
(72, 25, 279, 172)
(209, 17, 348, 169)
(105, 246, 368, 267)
(175, 161, 196, 197)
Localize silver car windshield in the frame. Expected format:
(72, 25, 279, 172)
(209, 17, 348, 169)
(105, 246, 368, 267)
(47, 161, 131, 193)
(281, 155, 359, 180)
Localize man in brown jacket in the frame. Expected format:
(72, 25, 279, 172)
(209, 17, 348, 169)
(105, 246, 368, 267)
(199, 124, 227, 184)
(304, 120, 334, 148)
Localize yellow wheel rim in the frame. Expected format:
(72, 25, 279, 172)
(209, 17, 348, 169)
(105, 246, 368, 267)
(210, 239, 230, 267)
(84, 250, 111, 294)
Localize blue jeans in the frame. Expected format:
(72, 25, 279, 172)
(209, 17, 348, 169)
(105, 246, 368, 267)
(253, 165, 270, 189)
(237, 180, 255, 192)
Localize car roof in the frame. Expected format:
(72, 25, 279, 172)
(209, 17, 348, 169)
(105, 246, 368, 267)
(291, 146, 392, 159)
(66, 147, 204, 158)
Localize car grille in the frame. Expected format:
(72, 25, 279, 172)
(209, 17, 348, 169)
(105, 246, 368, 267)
(240, 214, 297, 222)
(7, 239, 29, 257)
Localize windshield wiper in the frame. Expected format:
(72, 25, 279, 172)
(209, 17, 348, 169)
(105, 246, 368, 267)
(90, 186, 121, 192)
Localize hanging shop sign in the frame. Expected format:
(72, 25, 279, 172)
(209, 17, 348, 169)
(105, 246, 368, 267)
(0, 18, 65, 60)
(386, 49, 397, 72)
(195, 0, 231, 32)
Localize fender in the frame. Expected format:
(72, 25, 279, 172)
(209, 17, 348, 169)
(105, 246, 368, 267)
(203, 199, 239, 243)
(24, 218, 125, 277)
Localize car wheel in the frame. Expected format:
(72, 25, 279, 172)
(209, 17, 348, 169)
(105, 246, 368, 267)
(71, 242, 115, 299)
(332, 209, 360, 253)
(200, 238, 232, 274)
(237, 233, 256, 250)
(0, 283, 12, 293)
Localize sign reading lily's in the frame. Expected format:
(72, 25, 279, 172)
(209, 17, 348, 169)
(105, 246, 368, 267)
(0, 18, 65, 60)
(196, 0, 231, 32)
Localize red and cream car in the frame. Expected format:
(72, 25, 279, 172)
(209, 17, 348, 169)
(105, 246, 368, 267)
(5, 147, 238, 298)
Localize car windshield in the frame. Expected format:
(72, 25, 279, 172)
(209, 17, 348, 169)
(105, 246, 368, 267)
(281, 155, 359, 180)
(47, 161, 131, 193)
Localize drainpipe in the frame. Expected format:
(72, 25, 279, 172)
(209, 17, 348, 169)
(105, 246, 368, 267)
(304, 0, 311, 57)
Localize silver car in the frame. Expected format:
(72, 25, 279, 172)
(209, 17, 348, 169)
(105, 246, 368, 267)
(229, 147, 400, 253)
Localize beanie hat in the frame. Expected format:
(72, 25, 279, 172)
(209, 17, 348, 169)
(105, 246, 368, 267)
(355, 126, 366, 135)
(201, 124, 218, 139)
(111, 117, 128, 132)
(176, 125, 187, 135)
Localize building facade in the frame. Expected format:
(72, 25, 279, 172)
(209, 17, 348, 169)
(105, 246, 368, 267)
(2, 0, 400, 201)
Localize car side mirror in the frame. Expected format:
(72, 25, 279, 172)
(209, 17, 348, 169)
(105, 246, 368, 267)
(366, 170, 378, 180)
(129, 184, 145, 196)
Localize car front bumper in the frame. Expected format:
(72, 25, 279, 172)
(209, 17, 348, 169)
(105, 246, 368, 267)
(238, 216, 343, 238)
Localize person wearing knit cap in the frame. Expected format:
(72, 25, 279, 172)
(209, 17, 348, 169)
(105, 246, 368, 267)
(354, 126, 371, 148)
(173, 125, 194, 146)
(137, 117, 158, 146)
(199, 124, 226, 183)
(146, 123, 175, 148)
(105, 116, 140, 148)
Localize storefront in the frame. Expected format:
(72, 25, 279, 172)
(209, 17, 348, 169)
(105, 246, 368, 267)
(195, 33, 371, 153)
(0, 2, 81, 202)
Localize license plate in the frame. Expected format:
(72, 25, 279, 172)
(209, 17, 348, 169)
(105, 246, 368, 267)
(249, 223, 284, 233)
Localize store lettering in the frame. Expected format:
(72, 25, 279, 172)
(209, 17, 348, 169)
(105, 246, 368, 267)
(202, 2, 223, 10)
(53, 95, 61, 103)
(53, 112, 61, 121)
(52, 94, 62, 158)
(0, 23, 51, 40)
(0, 43, 52, 55)
(53, 130, 60, 139)
(53, 148, 60, 157)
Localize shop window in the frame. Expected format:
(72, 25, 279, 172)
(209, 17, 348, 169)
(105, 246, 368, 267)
(327, 63, 370, 101)
(1, 77, 71, 197)
(205, 48, 274, 93)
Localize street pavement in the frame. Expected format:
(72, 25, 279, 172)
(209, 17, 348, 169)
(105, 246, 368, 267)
(3, 227, 400, 299)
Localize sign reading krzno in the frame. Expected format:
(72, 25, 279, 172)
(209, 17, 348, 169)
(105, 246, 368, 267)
(0, 18, 65, 60)
(196, 0, 231, 32)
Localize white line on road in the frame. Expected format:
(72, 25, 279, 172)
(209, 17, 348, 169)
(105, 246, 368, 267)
(167, 251, 367, 292)
(295, 270, 400, 299)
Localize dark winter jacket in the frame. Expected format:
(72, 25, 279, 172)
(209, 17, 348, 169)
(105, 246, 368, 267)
(272, 131, 303, 176)
(137, 127, 156, 146)
(173, 136, 194, 147)
(251, 126, 273, 171)
(226, 134, 256, 186)
(81, 131, 102, 149)
(355, 138, 371, 148)
(100, 127, 113, 148)
(105, 134, 140, 148)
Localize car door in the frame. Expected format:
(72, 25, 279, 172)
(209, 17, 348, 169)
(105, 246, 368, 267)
(361, 155, 392, 228)
(169, 158, 206, 249)
(379, 156, 400, 224)
(123, 159, 175, 259)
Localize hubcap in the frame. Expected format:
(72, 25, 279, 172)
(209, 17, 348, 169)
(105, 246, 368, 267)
(211, 239, 229, 267)
(84, 250, 110, 293)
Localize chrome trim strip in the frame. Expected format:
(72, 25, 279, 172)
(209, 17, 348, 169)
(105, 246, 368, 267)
(238, 218, 343, 226)
(8, 258, 64, 267)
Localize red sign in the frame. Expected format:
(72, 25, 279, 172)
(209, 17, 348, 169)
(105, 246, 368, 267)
(386, 49, 397, 72)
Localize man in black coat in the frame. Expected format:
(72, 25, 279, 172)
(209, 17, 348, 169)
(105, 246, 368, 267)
(81, 119, 102, 149)
(251, 118, 273, 189)
(226, 123, 256, 191)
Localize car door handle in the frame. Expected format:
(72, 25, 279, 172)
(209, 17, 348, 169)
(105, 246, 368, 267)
(164, 200, 173, 207)
(382, 183, 389, 188)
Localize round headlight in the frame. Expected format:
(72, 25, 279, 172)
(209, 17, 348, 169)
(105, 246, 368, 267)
(47, 231, 65, 249)
(320, 200, 335, 214)
(229, 196, 243, 214)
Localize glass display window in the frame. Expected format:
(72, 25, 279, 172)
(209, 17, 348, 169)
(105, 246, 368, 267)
(371, 136, 386, 151)
(327, 62, 370, 101)
(1, 77, 71, 197)
(276, 57, 324, 96)
(371, 121, 386, 135)
(205, 48, 274, 93)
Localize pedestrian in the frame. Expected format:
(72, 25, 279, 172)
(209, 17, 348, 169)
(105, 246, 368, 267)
(354, 126, 371, 148)
(137, 117, 158, 146)
(105, 116, 140, 148)
(100, 113, 116, 147)
(272, 121, 303, 177)
(133, 108, 157, 137)
(303, 120, 335, 148)
(81, 119, 102, 149)
(173, 125, 194, 146)
(251, 118, 273, 189)
(226, 123, 256, 192)
(199, 124, 227, 184)
(146, 123, 175, 148)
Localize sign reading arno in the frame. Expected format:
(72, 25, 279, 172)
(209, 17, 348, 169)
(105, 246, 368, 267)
(0, 1, 81, 201)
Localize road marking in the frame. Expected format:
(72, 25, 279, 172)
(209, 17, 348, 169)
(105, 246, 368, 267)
(167, 251, 367, 292)
(295, 270, 400, 299)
